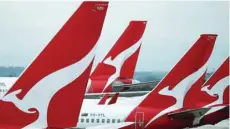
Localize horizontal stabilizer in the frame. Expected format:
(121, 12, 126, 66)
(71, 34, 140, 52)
(168, 108, 211, 119)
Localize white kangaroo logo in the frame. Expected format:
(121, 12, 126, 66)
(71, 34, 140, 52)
(145, 63, 208, 127)
(201, 76, 229, 107)
(193, 76, 229, 126)
(191, 73, 229, 126)
(2, 47, 96, 129)
(102, 40, 142, 92)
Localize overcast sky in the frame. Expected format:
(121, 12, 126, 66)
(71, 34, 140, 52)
(0, 1, 229, 72)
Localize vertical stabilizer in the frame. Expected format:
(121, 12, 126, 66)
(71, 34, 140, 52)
(184, 57, 229, 108)
(89, 21, 147, 93)
(0, 1, 108, 128)
(126, 34, 217, 128)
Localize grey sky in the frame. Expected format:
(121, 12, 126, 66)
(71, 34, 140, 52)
(0, 1, 229, 72)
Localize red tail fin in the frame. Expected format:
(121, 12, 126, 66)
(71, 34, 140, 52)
(0, 1, 108, 128)
(126, 34, 217, 127)
(98, 93, 119, 105)
(88, 21, 147, 93)
(98, 94, 109, 105)
(203, 57, 229, 106)
(184, 57, 229, 108)
(108, 93, 119, 105)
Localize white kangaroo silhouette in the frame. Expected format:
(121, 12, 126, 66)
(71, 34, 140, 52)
(201, 76, 229, 107)
(102, 40, 142, 92)
(145, 63, 208, 127)
(2, 47, 96, 129)
(192, 75, 229, 126)
(193, 79, 229, 127)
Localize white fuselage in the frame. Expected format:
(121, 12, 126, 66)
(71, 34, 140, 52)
(77, 96, 144, 128)
(0, 77, 17, 98)
(0, 78, 143, 128)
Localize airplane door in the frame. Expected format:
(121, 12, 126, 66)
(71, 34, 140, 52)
(135, 112, 144, 129)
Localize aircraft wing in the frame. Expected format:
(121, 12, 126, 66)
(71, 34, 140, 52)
(168, 107, 211, 119)
(85, 91, 149, 99)
(85, 122, 134, 129)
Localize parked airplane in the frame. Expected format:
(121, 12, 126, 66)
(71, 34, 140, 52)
(0, 1, 227, 129)
(0, 1, 108, 128)
(181, 56, 229, 128)
(77, 34, 217, 129)
(87, 20, 147, 93)
(0, 21, 151, 96)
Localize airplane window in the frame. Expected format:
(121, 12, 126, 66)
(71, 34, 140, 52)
(102, 119, 105, 123)
(117, 119, 121, 123)
(0, 89, 2, 92)
(86, 118, 89, 123)
(112, 119, 115, 123)
(91, 119, 94, 123)
(81, 118, 84, 123)
(107, 119, 110, 123)
(96, 119, 99, 123)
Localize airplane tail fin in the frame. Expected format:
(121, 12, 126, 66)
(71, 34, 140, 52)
(143, 34, 217, 107)
(0, 1, 108, 128)
(108, 93, 119, 105)
(88, 21, 147, 93)
(126, 34, 217, 125)
(204, 57, 229, 105)
(98, 94, 109, 105)
(185, 57, 229, 108)
(98, 92, 119, 105)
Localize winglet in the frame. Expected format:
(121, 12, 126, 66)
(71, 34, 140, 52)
(98, 94, 109, 105)
(108, 93, 120, 105)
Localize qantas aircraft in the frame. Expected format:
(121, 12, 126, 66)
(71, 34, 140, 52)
(181, 57, 229, 128)
(0, 1, 108, 128)
(87, 20, 147, 93)
(0, 21, 150, 96)
(0, 1, 228, 129)
(77, 34, 219, 129)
